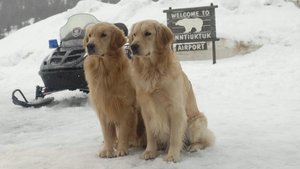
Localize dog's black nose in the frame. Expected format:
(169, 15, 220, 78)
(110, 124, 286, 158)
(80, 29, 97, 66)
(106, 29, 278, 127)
(130, 43, 139, 55)
(87, 43, 96, 54)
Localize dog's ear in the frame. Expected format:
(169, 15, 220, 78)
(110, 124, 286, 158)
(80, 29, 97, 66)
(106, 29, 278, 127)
(83, 32, 89, 48)
(83, 24, 94, 47)
(156, 23, 174, 47)
(110, 26, 126, 49)
(128, 23, 136, 44)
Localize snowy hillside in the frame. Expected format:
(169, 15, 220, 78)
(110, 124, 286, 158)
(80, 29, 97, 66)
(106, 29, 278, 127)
(0, 0, 80, 39)
(1, 0, 300, 169)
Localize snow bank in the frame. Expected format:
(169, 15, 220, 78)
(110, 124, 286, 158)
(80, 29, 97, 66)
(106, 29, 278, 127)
(1, 0, 300, 169)
(1, 0, 299, 66)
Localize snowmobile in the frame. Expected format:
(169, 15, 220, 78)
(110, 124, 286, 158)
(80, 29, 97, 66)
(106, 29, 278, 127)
(12, 13, 129, 108)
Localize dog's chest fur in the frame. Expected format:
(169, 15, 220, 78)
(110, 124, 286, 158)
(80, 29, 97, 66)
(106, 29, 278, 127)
(85, 56, 135, 121)
(131, 56, 184, 142)
(131, 57, 178, 93)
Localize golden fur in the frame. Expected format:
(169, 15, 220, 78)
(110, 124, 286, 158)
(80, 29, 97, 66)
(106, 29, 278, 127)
(129, 20, 215, 162)
(83, 22, 145, 158)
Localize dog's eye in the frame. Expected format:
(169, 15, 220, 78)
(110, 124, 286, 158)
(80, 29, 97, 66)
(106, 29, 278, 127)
(144, 31, 152, 36)
(88, 34, 91, 37)
(133, 33, 136, 37)
(100, 33, 107, 37)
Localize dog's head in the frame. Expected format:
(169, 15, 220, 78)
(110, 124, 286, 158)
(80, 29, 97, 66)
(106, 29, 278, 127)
(83, 22, 126, 56)
(128, 20, 174, 57)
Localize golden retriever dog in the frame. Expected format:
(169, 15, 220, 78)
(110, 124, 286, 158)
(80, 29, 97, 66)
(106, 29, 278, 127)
(83, 22, 145, 158)
(129, 20, 215, 162)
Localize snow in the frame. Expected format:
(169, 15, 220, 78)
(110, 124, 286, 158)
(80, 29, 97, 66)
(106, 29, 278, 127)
(1, 0, 300, 168)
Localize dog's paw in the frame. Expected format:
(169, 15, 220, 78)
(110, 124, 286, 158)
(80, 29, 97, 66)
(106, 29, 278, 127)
(187, 143, 205, 152)
(163, 153, 180, 163)
(115, 148, 128, 157)
(99, 149, 115, 158)
(143, 150, 157, 160)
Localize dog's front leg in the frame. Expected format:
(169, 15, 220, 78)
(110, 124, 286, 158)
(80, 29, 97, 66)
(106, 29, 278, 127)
(164, 106, 187, 162)
(99, 116, 116, 158)
(136, 91, 158, 160)
(143, 120, 157, 160)
(115, 113, 132, 157)
(141, 105, 157, 160)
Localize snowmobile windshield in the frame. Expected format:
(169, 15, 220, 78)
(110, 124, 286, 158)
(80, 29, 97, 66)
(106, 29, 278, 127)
(60, 13, 100, 47)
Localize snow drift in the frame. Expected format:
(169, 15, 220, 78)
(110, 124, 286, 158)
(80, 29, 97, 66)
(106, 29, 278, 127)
(0, 0, 300, 169)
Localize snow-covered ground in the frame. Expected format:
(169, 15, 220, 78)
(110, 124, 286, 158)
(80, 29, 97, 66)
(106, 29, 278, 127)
(1, 0, 300, 168)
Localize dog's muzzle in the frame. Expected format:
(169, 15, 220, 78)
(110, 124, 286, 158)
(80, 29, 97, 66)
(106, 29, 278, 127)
(130, 43, 139, 55)
(87, 43, 96, 55)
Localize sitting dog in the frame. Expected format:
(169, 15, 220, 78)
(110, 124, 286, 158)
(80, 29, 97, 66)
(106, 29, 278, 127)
(129, 20, 215, 162)
(83, 22, 145, 158)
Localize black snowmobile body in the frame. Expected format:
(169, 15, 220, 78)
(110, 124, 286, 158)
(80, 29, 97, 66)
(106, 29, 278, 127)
(38, 38, 88, 97)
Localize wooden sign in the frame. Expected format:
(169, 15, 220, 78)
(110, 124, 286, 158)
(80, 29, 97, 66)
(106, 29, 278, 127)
(164, 4, 219, 63)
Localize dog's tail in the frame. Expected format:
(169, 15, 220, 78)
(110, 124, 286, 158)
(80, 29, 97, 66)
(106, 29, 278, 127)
(186, 112, 215, 150)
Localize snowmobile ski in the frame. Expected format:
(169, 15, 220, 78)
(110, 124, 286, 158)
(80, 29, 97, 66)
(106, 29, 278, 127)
(12, 89, 54, 108)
